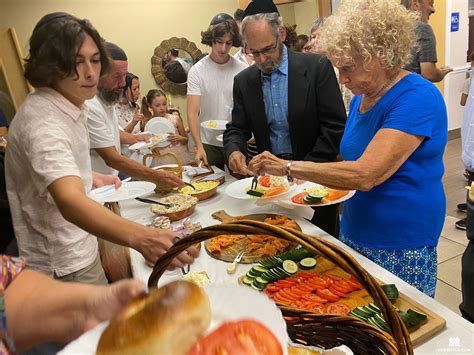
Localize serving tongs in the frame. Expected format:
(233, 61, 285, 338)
(183, 182, 196, 190)
(134, 197, 174, 209)
(227, 251, 245, 274)
(246, 176, 264, 197)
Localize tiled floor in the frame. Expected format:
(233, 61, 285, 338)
(436, 138, 468, 316)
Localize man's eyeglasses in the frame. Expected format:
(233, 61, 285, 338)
(244, 39, 278, 58)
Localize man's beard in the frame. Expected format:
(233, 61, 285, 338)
(97, 86, 123, 105)
(255, 42, 284, 74)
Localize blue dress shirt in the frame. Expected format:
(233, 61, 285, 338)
(261, 46, 292, 155)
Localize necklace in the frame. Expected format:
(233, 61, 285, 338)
(370, 69, 401, 99)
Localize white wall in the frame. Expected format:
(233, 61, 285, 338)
(444, 0, 469, 130)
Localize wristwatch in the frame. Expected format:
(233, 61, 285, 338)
(286, 160, 294, 183)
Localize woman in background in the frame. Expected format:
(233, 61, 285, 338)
(141, 89, 190, 165)
(115, 72, 143, 134)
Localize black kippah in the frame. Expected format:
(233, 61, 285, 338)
(244, 0, 279, 18)
(210, 13, 234, 26)
(33, 12, 74, 32)
(105, 42, 127, 61)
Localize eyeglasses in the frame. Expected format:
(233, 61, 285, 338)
(244, 39, 278, 58)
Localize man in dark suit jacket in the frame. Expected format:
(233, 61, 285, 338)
(223, 9, 346, 237)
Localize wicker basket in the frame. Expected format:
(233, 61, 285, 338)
(148, 220, 413, 355)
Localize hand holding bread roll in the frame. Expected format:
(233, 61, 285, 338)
(97, 280, 211, 355)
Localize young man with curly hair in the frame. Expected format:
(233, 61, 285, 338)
(187, 13, 247, 169)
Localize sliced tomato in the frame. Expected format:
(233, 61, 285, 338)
(331, 282, 351, 294)
(188, 319, 283, 355)
(328, 286, 349, 298)
(347, 277, 363, 290)
(316, 288, 340, 302)
(325, 273, 343, 281)
(324, 303, 352, 316)
(279, 289, 301, 301)
(338, 280, 357, 293)
(295, 284, 315, 293)
(301, 293, 328, 304)
(289, 287, 307, 297)
(258, 175, 271, 188)
(274, 280, 297, 288)
(291, 192, 307, 204)
(266, 285, 281, 293)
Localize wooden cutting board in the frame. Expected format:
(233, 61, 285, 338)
(311, 257, 446, 346)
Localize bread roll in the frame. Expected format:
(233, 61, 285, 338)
(97, 280, 211, 355)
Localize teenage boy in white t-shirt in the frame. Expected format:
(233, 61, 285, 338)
(187, 13, 247, 168)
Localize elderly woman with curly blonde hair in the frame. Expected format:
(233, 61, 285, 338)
(249, 0, 447, 297)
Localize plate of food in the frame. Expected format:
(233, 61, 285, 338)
(59, 281, 287, 355)
(150, 193, 198, 221)
(288, 182, 355, 207)
(179, 180, 220, 201)
(225, 176, 295, 200)
(88, 181, 156, 203)
(201, 120, 228, 131)
(205, 211, 300, 263)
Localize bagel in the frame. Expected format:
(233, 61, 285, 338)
(96, 280, 211, 355)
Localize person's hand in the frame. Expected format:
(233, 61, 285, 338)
(92, 171, 121, 188)
(228, 151, 249, 175)
(440, 66, 453, 78)
(167, 133, 186, 145)
(248, 151, 287, 176)
(134, 133, 152, 142)
(132, 112, 144, 124)
(83, 278, 146, 332)
(137, 227, 200, 269)
(152, 169, 185, 190)
(194, 146, 209, 167)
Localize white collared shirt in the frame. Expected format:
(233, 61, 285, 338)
(462, 78, 474, 171)
(86, 96, 121, 175)
(5, 88, 98, 277)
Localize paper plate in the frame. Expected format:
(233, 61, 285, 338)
(201, 120, 227, 131)
(88, 181, 156, 203)
(286, 181, 356, 207)
(225, 177, 295, 200)
(145, 117, 175, 135)
(59, 285, 288, 355)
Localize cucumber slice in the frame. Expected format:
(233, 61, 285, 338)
(366, 303, 381, 313)
(381, 284, 399, 300)
(253, 278, 268, 289)
(243, 276, 255, 285)
(303, 195, 321, 203)
(279, 247, 315, 262)
(399, 309, 428, 329)
(282, 260, 298, 274)
(351, 307, 373, 319)
(255, 276, 269, 285)
(253, 265, 269, 273)
(274, 267, 288, 278)
(246, 189, 264, 197)
(348, 310, 366, 321)
(299, 257, 317, 270)
(248, 268, 262, 277)
(251, 282, 264, 291)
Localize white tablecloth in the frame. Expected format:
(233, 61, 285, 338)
(119, 173, 474, 354)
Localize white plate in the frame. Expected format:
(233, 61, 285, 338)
(59, 285, 288, 355)
(201, 120, 227, 131)
(286, 181, 356, 207)
(216, 133, 223, 142)
(127, 141, 148, 150)
(145, 117, 175, 135)
(225, 177, 295, 200)
(88, 181, 156, 203)
(128, 133, 170, 150)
